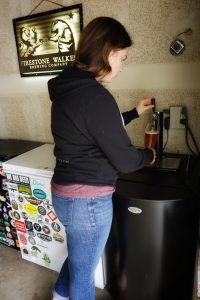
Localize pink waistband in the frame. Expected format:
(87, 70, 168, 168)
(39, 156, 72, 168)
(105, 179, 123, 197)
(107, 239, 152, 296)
(51, 181, 115, 198)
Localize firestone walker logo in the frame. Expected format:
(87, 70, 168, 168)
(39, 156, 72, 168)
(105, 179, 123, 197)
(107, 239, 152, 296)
(13, 5, 82, 76)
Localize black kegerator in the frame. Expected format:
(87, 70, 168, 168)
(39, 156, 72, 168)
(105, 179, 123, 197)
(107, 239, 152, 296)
(106, 155, 200, 300)
(0, 139, 42, 249)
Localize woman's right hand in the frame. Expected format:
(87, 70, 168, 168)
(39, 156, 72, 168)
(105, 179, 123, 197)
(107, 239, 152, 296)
(149, 148, 156, 165)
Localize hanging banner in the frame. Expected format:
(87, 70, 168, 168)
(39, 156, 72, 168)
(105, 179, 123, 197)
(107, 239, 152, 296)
(13, 4, 83, 77)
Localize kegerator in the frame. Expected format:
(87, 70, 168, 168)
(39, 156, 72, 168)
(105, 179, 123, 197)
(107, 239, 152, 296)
(106, 155, 200, 300)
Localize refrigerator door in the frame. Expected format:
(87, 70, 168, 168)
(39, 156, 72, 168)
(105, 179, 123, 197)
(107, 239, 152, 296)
(5, 171, 67, 272)
(0, 139, 43, 250)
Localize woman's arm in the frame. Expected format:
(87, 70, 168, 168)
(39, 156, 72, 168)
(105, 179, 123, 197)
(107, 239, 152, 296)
(121, 98, 154, 126)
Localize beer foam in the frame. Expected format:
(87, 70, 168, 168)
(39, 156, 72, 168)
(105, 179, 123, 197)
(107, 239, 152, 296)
(146, 130, 159, 134)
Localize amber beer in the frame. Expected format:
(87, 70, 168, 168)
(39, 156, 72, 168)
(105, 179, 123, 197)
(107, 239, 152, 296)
(144, 130, 159, 148)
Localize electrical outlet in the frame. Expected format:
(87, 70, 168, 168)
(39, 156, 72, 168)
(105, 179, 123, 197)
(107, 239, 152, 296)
(170, 106, 185, 129)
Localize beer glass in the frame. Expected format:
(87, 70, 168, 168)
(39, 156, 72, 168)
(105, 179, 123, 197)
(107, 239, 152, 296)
(144, 121, 159, 149)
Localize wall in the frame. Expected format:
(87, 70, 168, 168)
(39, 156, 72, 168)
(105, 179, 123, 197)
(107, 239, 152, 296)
(0, 0, 200, 154)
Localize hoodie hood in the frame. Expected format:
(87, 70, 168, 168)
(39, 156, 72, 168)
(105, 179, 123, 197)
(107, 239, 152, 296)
(48, 66, 96, 102)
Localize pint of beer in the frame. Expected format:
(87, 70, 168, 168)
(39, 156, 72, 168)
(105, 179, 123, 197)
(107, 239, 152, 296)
(144, 123, 159, 148)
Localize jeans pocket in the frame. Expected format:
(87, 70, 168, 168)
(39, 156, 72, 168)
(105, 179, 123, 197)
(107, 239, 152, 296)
(52, 193, 74, 226)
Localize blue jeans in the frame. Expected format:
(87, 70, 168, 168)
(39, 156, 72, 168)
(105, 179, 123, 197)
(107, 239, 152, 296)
(51, 192, 113, 300)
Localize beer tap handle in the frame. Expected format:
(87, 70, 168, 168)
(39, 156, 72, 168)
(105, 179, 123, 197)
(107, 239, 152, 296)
(151, 98, 156, 114)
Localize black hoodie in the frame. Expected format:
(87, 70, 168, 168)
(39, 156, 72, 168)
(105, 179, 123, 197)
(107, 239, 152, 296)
(48, 66, 153, 186)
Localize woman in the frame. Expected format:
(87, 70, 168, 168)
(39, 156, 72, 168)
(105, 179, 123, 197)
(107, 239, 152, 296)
(48, 16, 155, 300)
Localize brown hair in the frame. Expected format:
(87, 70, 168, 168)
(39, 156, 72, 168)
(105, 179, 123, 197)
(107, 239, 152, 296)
(74, 17, 132, 77)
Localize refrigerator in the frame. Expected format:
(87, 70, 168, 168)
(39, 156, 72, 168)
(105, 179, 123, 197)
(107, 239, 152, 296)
(0, 139, 43, 250)
(2, 143, 106, 288)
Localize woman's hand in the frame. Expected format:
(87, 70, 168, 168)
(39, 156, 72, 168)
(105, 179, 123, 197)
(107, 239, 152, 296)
(136, 98, 154, 115)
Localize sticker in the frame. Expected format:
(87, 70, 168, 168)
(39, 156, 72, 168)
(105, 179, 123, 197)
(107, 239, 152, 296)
(6, 182, 18, 191)
(11, 227, 18, 239)
(18, 185, 32, 195)
(44, 218, 49, 224)
(22, 247, 29, 255)
(24, 204, 37, 215)
(42, 252, 51, 267)
(33, 189, 46, 200)
(3, 213, 9, 221)
(36, 216, 44, 224)
(12, 201, 18, 210)
(7, 174, 30, 185)
(13, 211, 21, 220)
(34, 223, 42, 232)
(42, 225, 50, 235)
(51, 222, 61, 232)
(25, 220, 33, 231)
(37, 206, 46, 216)
(19, 234, 27, 245)
(47, 210, 57, 221)
(5, 201, 11, 209)
(53, 233, 64, 243)
(32, 178, 45, 188)
(128, 207, 142, 214)
(28, 215, 37, 223)
(27, 230, 36, 237)
(16, 240, 20, 248)
(5, 226, 11, 232)
(25, 196, 43, 206)
(43, 199, 52, 210)
(37, 233, 52, 242)
(10, 219, 15, 227)
(31, 246, 41, 257)
(6, 232, 13, 239)
(18, 196, 24, 203)
(4, 221, 10, 227)
(15, 220, 26, 233)
(21, 212, 29, 220)
(9, 210, 14, 219)
(0, 225, 5, 232)
(0, 232, 15, 247)
(0, 195, 6, 202)
(28, 236, 36, 245)
(5, 192, 10, 200)
(19, 175, 30, 185)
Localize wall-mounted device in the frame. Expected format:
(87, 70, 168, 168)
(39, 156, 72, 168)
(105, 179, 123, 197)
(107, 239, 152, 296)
(169, 28, 192, 56)
(170, 39, 185, 56)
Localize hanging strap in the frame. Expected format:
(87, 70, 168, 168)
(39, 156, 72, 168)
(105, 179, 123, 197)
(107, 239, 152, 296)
(28, 0, 66, 15)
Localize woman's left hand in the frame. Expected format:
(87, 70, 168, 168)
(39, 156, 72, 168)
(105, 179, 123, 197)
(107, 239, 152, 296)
(136, 98, 154, 115)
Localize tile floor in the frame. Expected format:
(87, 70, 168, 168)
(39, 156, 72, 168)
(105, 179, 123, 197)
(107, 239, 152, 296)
(0, 244, 113, 300)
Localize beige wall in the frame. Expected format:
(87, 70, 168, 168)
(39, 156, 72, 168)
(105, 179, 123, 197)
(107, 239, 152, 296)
(0, 0, 200, 154)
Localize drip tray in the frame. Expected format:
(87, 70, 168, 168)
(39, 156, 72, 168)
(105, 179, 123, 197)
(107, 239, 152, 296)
(148, 157, 181, 172)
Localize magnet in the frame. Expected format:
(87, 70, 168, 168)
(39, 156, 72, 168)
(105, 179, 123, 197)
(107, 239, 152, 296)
(33, 223, 42, 232)
(13, 211, 21, 220)
(21, 211, 29, 220)
(51, 222, 61, 232)
(37, 233, 52, 242)
(28, 236, 36, 245)
(12, 201, 18, 210)
(25, 220, 33, 231)
(53, 233, 64, 243)
(42, 225, 50, 235)
(37, 206, 46, 216)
